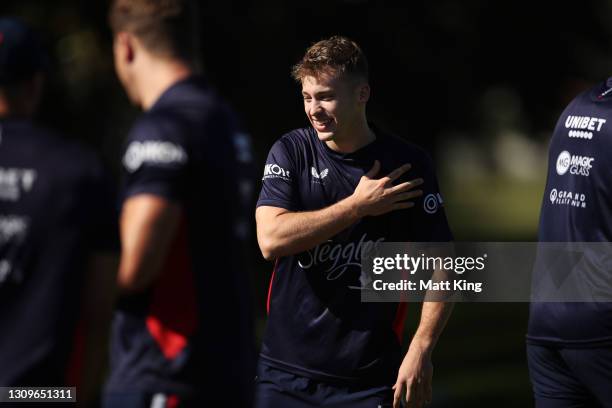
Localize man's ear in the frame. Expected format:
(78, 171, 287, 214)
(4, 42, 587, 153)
(115, 31, 135, 64)
(358, 83, 371, 104)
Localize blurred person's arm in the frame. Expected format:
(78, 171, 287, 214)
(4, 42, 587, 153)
(117, 195, 181, 292)
(256, 161, 422, 260)
(78, 253, 119, 407)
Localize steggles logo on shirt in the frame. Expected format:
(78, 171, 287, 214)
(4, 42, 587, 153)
(298, 233, 385, 288)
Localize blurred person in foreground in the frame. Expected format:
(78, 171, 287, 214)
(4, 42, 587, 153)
(0, 17, 118, 404)
(527, 80, 612, 406)
(255, 36, 454, 408)
(104, 0, 256, 407)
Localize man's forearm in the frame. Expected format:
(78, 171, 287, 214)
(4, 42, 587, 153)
(257, 195, 361, 259)
(411, 301, 454, 351)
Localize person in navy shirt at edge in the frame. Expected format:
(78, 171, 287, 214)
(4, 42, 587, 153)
(527, 80, 612, 407)
(255, 36, 454, 408)
(103, 1, 256, 407)
(0, 18, 119, 406)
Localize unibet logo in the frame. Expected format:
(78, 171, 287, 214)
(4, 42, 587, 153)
(263, 164, 290, 180)
(555, 151, 594, 177)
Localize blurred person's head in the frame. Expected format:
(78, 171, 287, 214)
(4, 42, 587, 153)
(109, 0, 197, 109)
(0, 18, 47, 119)
(292, 36, 370, 147)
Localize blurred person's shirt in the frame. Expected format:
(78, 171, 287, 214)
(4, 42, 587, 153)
(0, 118, 117, 385)
(105, 77, 255, 402)
(256, 127, 452, 385)
(528, 78, 612, 345)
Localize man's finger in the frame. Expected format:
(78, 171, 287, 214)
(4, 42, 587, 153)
(388, 178, 424, 194)
(412, 381, 428, 408)
(393, 382, 403, 408)
(392, 202, 415, 211)
(384, 163, 411, 183)
(405, 381, 414, 407)
(365, 160, 381, 178)
(394, 190, 423, 202)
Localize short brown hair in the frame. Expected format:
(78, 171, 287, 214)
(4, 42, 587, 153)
(109, 0, 196, 59)
(291, 36, 369, 82)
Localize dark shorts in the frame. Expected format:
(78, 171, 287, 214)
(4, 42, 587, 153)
(253, 361, 394, 408)
(527, 344, 612, 408)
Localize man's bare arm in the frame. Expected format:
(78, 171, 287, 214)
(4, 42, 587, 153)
(256, 161, 423, 260)
(393, 301, 454, 408)
(118, 194, 181, 292)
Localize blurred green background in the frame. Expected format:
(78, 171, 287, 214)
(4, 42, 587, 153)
(3, 0, 612, 406)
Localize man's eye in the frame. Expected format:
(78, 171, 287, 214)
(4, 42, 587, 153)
(303, 97, 312, 102)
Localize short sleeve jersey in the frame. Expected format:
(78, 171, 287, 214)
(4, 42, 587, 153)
(0, 119, 117, 386)
(256, 126, 452, 385)
(106, 77, 255, 400)
(528, 79, 612, 346)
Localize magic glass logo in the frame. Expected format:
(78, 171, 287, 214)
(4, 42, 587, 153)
(555, 150, 594, 177)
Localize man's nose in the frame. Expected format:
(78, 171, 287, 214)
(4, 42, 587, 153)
(309, 99, 323, 115)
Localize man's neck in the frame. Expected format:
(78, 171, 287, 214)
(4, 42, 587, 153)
(138, 58, 194, 111)
(325, 118, 375, 153)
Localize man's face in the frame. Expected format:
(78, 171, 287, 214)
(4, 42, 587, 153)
(301, 72, 367, 142)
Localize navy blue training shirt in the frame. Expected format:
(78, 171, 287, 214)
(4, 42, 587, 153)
(0, 119, 117, 386)
(106, 77, 256, 401)
(528, 79, 612, 346)
(256, 126, 452, 385)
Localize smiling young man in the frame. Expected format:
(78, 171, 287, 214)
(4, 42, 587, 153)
(104, 1, 255, 406)
(255, 36, 454, 408)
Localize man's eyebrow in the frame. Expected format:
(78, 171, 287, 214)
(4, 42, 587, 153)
(302, 90, 334, 97)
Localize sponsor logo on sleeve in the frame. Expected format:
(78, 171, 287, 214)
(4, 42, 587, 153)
(123, 141, 187, 173)
(262, 164, 291, 181)
(549, 188, 587, 209)
(555, 150, 594, 177)
(565, 115, 606, 140)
